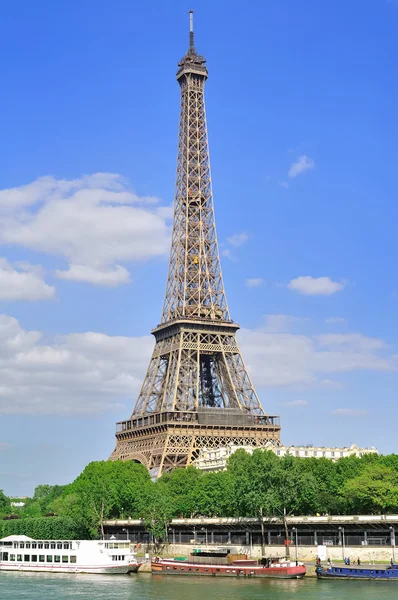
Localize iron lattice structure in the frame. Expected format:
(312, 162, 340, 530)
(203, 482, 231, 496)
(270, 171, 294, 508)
(110, 13, 281, 476)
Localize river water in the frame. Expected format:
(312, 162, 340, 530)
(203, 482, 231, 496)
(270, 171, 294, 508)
(1, 572, 398, 600)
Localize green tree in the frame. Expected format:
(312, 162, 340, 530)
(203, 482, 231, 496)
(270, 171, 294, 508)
(158, 466, 202, 517)
(265, 456, 318, 557)
(66, 460, 150, 538)
(0, 490, 10, 516)
(141, 482, 174, 551)
(342, 464, 398, 514)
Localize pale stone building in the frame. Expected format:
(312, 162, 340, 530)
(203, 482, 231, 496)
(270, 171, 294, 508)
(193, 444, 378, 472)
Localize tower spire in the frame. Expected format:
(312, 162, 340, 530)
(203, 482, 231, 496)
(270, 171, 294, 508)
(189, 9, 195, 50)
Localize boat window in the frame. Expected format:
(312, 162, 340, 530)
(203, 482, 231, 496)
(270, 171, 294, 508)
(39, 555, 45, 562)
(10, 554, 15, 561)
(70, 556, 77, 563)
(166, 566, 170, 570)
(26, 543, 30, 549)
(24, 555, 30, 561)
(38, 543, 43, 549)
(47, 555, 53, 562)
(232, 570, 236, 573)
(173, 566, 177, 570)
(205, 568, 208, 571)
(181, 567, 184, 571)
(32, 555, 37, 562)
(195, 568, 199, 571)
(226, 569, 229, 572)
(17, 554, 22, 561)
(50, 543, 56, 550)
(55, 556, 61, 563)
(57, 543, 62, 550)
(216, 568, 220, 572)
(62, 556, 68, 563)
(32, 543, 37, 549)
(20, 543, 24, 549)
(63, 543, 69, 550)
(44, 543, 49, 549)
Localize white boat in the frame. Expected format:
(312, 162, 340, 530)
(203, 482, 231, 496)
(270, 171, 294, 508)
(0, 535, 141, 574)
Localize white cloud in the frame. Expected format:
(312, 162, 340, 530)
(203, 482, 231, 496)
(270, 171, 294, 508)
(279, 400, 308, 407)
(262, 314, 299, 333)
(246, 278, 264, 288)
(331, 408, 369, 417)
(0, 174, 171, 287)
(0, 258, 55, 301)
(288, 276, 344, 296)
(55, 264, 131, 287)
(0, 314, 153, 415)
(227, 232, 249, 247)
(288, 155, 315, 178)
(239, 326, 397, 389)
(0, 314, 396, 415)
(279, 181, 289, 189)
(326, 317, 347, 324)
(0, 442, 11, 451)
(221, 249, 234, 260)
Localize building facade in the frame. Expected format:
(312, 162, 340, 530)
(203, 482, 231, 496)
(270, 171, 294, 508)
(192, 444, 378, 471)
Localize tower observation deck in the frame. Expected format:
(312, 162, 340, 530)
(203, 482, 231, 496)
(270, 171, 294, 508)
(110, 12, 281, 477)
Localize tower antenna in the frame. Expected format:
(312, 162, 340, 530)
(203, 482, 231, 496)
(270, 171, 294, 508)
(189, 9, 194, 49)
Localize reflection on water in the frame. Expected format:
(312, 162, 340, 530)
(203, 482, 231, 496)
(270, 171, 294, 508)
(1, 571, 398, 600)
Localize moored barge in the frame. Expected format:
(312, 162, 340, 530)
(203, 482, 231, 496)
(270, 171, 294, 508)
(316, 564, 398, 581)
(152, 557, 306, 579)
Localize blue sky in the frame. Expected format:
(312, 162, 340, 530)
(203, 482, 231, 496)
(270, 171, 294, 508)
(0, 0, 397, 496)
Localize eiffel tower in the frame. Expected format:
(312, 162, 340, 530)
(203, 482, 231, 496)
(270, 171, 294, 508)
(110, 12, 281, 477)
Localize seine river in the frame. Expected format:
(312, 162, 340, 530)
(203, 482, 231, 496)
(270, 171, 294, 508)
(2, 572, 398, 600)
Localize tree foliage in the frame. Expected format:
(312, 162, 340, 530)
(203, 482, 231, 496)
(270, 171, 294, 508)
(10, 450, 398, 541)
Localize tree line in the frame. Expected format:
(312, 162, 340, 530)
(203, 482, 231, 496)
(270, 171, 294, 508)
(1, 450, 398, 548)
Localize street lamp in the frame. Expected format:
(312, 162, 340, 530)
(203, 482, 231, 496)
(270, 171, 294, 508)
(201, 527, 208, 546)
(122, 527, 129, 541)
(338, 527, 345, 562)
(291, 527, 298, 564)
(390, 526, 396, 564)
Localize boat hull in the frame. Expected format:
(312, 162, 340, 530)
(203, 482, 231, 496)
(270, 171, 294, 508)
(152, 559, 306, 579)
(0, 562, 141, 574)
(316, 566, 398, 581)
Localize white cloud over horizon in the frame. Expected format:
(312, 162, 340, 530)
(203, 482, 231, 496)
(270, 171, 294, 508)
(0, 313, 396, 415)
(0, 174, 171, 287)
(288, 276, 345, 296)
